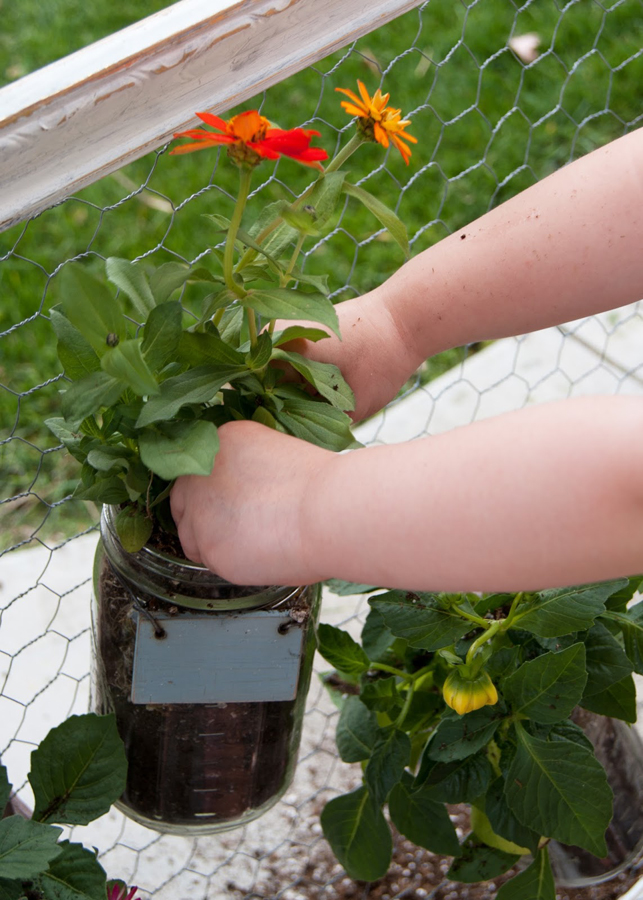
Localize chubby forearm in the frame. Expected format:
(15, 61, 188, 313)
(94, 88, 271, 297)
(304, 395, 643, 592)
(377, 128, 643, 371)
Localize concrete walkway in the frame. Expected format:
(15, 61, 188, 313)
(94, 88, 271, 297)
(2, 302, 643, 898)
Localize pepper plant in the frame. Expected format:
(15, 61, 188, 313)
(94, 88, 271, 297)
(46, 84, 414, 551)
(318, 576, 643, 898)
(0, 713, 138, 900)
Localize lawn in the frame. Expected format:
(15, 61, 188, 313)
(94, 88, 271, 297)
(1, 0, 642, 550)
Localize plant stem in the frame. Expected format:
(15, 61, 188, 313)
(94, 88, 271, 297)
(324, 133, 366, 174)
(395, 680, 416, 729)
(282, 233, 306, 285)
(371, 662, 412, 681)
(466, 619, 503, 666)
(502, 592, 524, 631)
(224, 167, 252, 298)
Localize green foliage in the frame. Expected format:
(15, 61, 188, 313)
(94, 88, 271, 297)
(44, 146, 416, 548)
(319, 576, 641, 896)
(0, 714, 129, 900)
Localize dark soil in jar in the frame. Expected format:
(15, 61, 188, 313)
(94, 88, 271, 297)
(93, 548, 310, 830)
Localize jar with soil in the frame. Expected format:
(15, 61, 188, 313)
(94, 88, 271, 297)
(90, 505, 321, 835)
(548, 707, 643, 888)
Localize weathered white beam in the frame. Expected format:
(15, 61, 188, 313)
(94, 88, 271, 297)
(0, 0, 422, 233)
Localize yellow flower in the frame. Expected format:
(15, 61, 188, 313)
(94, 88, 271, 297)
(442, 668, 498, 716)
(336, 80, 417, 165)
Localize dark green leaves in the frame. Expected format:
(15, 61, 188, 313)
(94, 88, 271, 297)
(317, 624, 370, 679)
(274, 394, 355, 451)
(503, 644, 587, 723)
(427, 706, 504, 762)
(0, 818, 62, 879)
(605, 600, 643, 674)
(446, 836, 519, 883)
(369, 591, 472, 650)
(242, 288, 340, 337)
(343, 182, 410, 259)
(0, 767, 10, 814)
(106, 257, 155, 318)
(505, 723, 612, 856)
(495, 849, 555, 900)
(388, 774, 460, 856)
(336, 697, 379, 762)
(136, 365, 245, 427)
(30, 714, 127, 825)
(515, 579, 628, 637)
(364, 728, 411, 805)
(320, 787, 392, 881)
(38, 841, 107, 900)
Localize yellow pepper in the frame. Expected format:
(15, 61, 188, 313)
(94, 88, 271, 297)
(442, 667, 498, 716)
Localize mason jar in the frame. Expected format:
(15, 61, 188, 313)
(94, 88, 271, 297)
(90, 505, 321, 835)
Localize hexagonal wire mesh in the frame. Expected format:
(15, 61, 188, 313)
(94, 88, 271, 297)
(2, 0, 643, 897)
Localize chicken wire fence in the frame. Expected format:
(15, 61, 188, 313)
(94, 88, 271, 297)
(1, 0, 643, 897)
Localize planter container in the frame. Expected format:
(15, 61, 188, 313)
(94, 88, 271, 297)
(91, 506, 320, 835)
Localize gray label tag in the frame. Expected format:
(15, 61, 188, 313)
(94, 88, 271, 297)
(131, 610, 305, 704)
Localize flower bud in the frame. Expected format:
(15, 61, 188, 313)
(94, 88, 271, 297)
(442, 667, 498, 716)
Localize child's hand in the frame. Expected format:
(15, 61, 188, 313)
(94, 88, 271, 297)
(170, 420, 331, 586)
(278, 286, 419, 422)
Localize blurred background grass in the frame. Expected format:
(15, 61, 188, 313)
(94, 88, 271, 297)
(1, 0, 642, 549)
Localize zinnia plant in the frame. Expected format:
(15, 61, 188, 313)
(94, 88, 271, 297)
(317, 578, 643, 897)
(46, 82, 414, 551)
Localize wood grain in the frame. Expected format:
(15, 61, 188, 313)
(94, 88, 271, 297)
(0, 0, 422, 233)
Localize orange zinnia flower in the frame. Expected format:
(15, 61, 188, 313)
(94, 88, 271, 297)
(171, 110, 328, 170)
(336, 81, 417, 165)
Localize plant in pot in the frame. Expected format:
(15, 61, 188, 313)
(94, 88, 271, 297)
(45, 84, 415, 834)
(317, 578, 643, 899)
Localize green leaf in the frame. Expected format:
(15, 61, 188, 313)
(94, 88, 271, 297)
(101, 338, 159, 397)
(446, 835, 520, 884)
(605, 601, 643, 674)
(427, 707, 504, 762)
(364, 728, 411, 805)
(361, 608, 395, 661)
(388, 772, 460, 856)
(515, 579, 628, 638)
(73, 475, 130, 505)
(272, 326, 331, 346)
(505, 723, 612, 857)
(274, 395, 355, 451)
(343, 181, 410, 259)
(61, 372, 125, 429)
(336, 696, 379, 763)
(59, 265, 124, 356)
(178, 332, 246, 367)
(316, 623, 370, 679)
(272, 349, 355, 411)
(242, 288, 340, 338)
(603, 575, 643, 612)
(580, 674, 637, 722)
(136, 365, 245, 427)
(483, 777, 540, 856)
(0, 767, 11, 814)
(244, 332, 273, 370)
(418, 751, 493, 803)
(320, 787, 392, 881)
(141, 301, 183, 369)
(45, 418, 84, 459)
(369, 591, 472, 651)
(495, 849, 556, 900)
(114, 507, 153, 553)
(360, 677, 400, 713)
(502, 644, 587, 724)
(582, 622, 633, 698)
(0, 817, 62, 880)
(149, 262, 194, 303)
(38, 841, 107, 900)
(30, 713, 127, 826)
(139, 420, 219, 480)
(247, 201, 299, 259)
(0, 876, 26, 900)
(106, 257, 155, 318)
(50, 308, 101, 379)
(85, 446, 130, 473)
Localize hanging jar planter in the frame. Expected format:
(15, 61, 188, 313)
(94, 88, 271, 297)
(90, 506, 320, 834)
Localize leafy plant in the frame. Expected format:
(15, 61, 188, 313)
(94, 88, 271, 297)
(46, 87, 414, 551)
(0, 713, 137, 900)
(317, 576, 643, 898)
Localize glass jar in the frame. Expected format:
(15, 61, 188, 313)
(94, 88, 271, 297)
(548, 708, 643, 886)
(90, 506, 321, 835)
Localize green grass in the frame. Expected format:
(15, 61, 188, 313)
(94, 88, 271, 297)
(1, 0, 642, 550)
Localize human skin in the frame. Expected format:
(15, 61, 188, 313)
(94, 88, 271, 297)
(170, 128, 643, 590)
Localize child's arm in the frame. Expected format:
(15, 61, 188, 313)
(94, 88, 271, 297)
(170, 395, 643, 592)
(298, 128, 643, 421)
